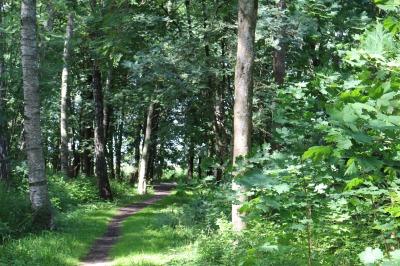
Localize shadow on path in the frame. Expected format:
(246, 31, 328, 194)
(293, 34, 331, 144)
(80, 183, 175, 266)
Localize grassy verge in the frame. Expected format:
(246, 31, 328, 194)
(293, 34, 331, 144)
(0, 178, 152, 266)
(110, 191, 198, 266)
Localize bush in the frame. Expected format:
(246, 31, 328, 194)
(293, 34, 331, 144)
(0, 183, 33, 242)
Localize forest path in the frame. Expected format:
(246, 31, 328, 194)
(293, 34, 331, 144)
(80, 183, 175, 266)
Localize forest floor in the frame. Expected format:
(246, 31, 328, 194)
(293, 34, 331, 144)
(80, 183, 175, 266)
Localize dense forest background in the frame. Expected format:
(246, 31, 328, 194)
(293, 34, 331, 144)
(1, 0, 400, 265)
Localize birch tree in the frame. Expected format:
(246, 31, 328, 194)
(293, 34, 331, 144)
(21, 0, 52, 227)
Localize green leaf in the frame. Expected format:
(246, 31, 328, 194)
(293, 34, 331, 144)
(345, 157, 358, 176)
(345, 177, 364, 190)
(272, 183, 290, 194)
(302, 146, 333, 161)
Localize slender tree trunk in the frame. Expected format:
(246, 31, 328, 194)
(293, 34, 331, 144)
(0, 0, 8, 181)
(81, 75, 94, 176)
(232, 0, 258, 231)
(184, 0, 193, 38)
(106, 123, 115, 179)
(71, 132, 80, 177)
(187, 143, 194, 180)
(137, 102, 155, 195)
(60, 13, 74, 176)
(103, 69, 114, 179)
(147, 111, 159, 182)
(273, 0, 286, 85)
(92, 62, 112, 200)
(82, 126, 94, 176)
(45, 1, 54, 31)
(197, 156, 202, 178)
(213, 42, 229, 182)
(130, 124, 141, 184)
(21, 0, 52, 228)
(115, 116, 123, 180)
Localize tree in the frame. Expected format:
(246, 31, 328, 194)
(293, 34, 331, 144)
(232, 0, 258, 231)
(273, 0, 286, 85)
(92, 62, 113, 200)
(137, 101, 156, 195)
(60, 12, 74, 176)
(21, 0, 52, 228)
(0, 0, 8, 181)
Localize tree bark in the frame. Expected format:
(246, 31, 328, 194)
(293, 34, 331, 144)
(130, 124, 141, 184)
(0, 0, 8, 181)
(81, 83, 94, 177)
(197, 156, 202, 178)
(184, 0, 193, 39)
(60, 13, 74, 176)
(273, 0, 286, 85)
(103, 69, 115, 179)
(147, 110, 160, 182)
(213, 41, 229, 182)
(115, 116, 123, 180)
(137, 102, 155, 195)
(232, 0, 258, 231)
(92, 62, 112, 200)
(21, 0, 52, 228)
(187, 143, 194, 180)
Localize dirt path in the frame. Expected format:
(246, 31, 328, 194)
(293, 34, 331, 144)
(80, 183, 175, 266)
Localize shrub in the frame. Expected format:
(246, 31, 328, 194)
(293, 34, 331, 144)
(0, 183, 33, 242)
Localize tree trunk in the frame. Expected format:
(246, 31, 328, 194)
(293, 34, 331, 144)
(184, 0, 193, 38)
(106, 124, 115, 179)
(0, 0, 8, 181)
(187, 144, 194, 180)
(197, 156, 202, 178)
(60, 13, 74, 176)
(147, 111, 159, 183)
(213, 42, 229, 182)
(103, 69, 114, 179)
(273, 0, 286, 85)
(45, 1, 54, 31)
(130, 124, 141, 184)
(137, 102, 155, 195)
(232, 0, 258, 231)
(92, 62, 112, 200)
(82, 126, 94, 176)
(115, 116, 123, 180)
(81, 76, 94, 176)
(21, 0, 52, 228)
(71, 131, 80, 178)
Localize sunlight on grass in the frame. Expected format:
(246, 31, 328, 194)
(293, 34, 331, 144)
(110, 193, 198, 266)
(0, 205, 117, 266)
(0, 187, 152, 266)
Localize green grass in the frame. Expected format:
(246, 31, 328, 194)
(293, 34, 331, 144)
(110, 191, 198, 266)
(0, 187, 152, 266)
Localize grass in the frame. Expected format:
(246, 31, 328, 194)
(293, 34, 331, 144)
(0, 183, 152, 266)
(110, 191, 198, 266)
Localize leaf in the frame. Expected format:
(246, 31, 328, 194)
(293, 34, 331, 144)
(359, 247, 384, 265)
(272, 183, 290, 194)
(375, 0, 400, 11)
(362, 23, 396, 57)
(302, 146, 333, 161)
(345, 157, 358, 176)
(238, 169, 277, 188)
(259, 243, 278, 252)
(345, 177, 364, 190)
